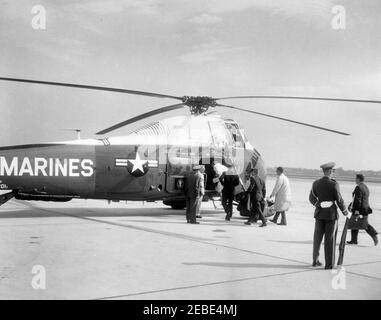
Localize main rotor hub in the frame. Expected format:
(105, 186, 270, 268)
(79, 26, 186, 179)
(182, 96, 217, 115)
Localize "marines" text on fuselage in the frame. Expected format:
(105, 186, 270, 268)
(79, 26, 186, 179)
(0, 157, 94, 177)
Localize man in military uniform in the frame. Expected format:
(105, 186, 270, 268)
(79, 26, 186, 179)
(245, 168, 267, 227)
(309, 162, 349, 269)
(184, 165, 204, 224)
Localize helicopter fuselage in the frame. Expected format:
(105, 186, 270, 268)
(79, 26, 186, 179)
(0, 115, 265, 206)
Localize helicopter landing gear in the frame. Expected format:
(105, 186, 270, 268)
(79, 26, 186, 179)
(163, 200, 186, 210)
(170, 203, 186, 210)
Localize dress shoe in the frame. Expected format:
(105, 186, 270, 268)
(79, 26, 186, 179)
(190, 221, 200, 224)
(270, 219, 278, 224)
(312, 261, 322, 267)
(225, 216, 231, 221)
(277, 223, 287, 226)
(372, 236, 378, 246)
(259, 223, 267, 227)
(244, 221, 252, 225)
(196, 215, 202, 218)
(346, 240, 358, 245)
(325, 265, 333, 270)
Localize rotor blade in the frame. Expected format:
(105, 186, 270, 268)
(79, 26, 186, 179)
(215, 95, 381, 104)
(216, 103, 350, 136)
(96, 103, 186, 135)
(0, 77, 182, 100)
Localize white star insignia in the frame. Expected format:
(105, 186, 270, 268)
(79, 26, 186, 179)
(128, 153, 147, 173)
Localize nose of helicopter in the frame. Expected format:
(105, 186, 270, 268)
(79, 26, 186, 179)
(245, 148, 267, 180)
(255, 154, 267, 180)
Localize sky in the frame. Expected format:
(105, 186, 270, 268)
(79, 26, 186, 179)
(0, 0, 380, 170)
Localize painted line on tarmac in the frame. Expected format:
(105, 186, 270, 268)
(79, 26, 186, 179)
(197, 242, 310, 265)
(346, 260, 381, 267)
(346, 271, 381, 282)
(21, 203, 216, 243)
(94, 268, 315, 300)
(12, 202, 381, 299)
(30, 204, 311, 266)
(22, 202, 381, 286)
(95, 265, 381, 300)
(0, 221, 91, 228)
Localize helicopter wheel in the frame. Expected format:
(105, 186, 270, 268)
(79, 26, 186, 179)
(170, 202, 186, 210)
(163, 200, 186, 210)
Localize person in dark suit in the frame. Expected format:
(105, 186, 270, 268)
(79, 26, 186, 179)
(245, 168, 267, 227)
(347, 174, 378, 246)
(184, 165, 204, 224)
(220, 161, 240, 221)
(309, 162, 348, 269)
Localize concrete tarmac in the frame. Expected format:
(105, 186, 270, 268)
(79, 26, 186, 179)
(0, 196, 380, 300)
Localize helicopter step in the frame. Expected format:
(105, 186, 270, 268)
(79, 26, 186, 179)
(14, 192, 73, 202)
(0, 191, 15, 206)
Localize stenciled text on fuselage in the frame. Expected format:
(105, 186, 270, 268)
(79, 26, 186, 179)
(0, 157, 94, 177)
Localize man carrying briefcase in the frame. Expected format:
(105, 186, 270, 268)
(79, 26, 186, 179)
(347, 174, 378, 246)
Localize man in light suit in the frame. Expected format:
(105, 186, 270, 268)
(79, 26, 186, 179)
(270, 167, 292, 226)
(195, 165, 205, 219)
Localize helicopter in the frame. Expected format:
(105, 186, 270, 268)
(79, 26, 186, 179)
(0, 77, 380, 211)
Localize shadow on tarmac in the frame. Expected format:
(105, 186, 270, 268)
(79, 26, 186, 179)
(0, 200, 228, 219)
(0, 207, 188, 219)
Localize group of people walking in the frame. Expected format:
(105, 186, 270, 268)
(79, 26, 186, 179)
(221, 165, 292, 227)
(184, 161, 292, 227)
(184, 160, 378, 270)
(310, 162, 378, 269)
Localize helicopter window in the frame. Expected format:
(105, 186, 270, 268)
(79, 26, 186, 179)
(168, 147, 190, 164)
(225, 122, 245, 148)
(209, 121, 229, 149)
(240, 128, 249, 143)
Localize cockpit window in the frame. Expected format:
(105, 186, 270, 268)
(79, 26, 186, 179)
(225, 122, 245, 148)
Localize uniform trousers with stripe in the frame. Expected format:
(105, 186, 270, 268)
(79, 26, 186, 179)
(186, 197, 199, 223)
(313, 219, 338, 267)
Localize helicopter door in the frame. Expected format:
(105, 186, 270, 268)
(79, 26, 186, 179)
(165, 147, 192, 194)
(199, 156, 223, 192)
(223, 121, 246, 175)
